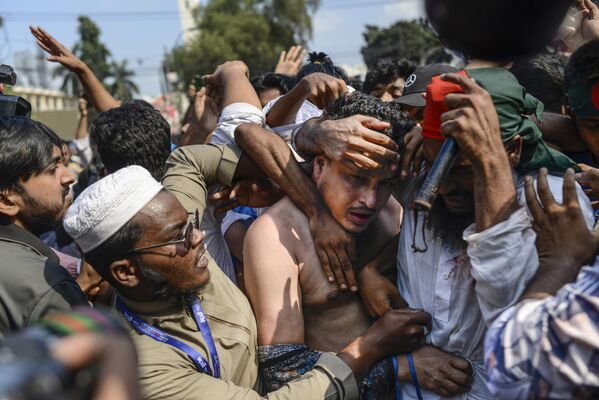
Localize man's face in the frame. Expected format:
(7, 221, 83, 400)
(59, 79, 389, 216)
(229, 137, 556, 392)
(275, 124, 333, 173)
(17, 145, 75, 235)
(314, 157, 396, 234)
(422, 138, 475, 216)
(371, 77, 406, 102)
(575, 116, 599, 161)
(258, 87, 283, 108)
(131, 191, 209, 297)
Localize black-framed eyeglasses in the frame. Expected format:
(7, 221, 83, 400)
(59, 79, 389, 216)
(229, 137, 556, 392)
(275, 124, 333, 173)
(126, 209, 199, 256)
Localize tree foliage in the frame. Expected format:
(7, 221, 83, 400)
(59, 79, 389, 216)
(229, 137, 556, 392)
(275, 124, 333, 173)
(107, 60, 139, 102)
(361, 19, 451, 68)
(168, 0, 319, 86)
(54, 16, 137, 100)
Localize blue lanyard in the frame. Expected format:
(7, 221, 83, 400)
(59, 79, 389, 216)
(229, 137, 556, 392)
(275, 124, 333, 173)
(117, 297, 221, 378)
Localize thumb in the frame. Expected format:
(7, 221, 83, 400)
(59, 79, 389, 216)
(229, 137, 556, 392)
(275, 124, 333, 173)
(388, 287, 403, 309)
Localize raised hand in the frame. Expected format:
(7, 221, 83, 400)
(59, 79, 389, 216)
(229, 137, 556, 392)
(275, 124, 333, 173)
(78, 97, 88, 117)
(310, 208, 358, 291)
(358, 264, 406, 317)
(203, 60, 249, 87)
(397, 346, 473, 397)
(440, 72, 503, 168)
(526, 168, 599, 272)
(30, 26, 85, 72)
(312, 115, 400, 170)
(297, 72, 348, 110)
(274, 45, 307, 77)
(576, 163, 599, 205)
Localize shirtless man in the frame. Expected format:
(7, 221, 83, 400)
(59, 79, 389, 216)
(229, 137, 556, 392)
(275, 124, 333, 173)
(243, 93, 473, 398)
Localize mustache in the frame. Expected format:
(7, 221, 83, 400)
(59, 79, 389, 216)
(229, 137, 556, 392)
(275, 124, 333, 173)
(348, 206, 376, 214)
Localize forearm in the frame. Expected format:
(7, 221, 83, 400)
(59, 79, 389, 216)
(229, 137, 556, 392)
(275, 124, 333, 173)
(473, 156, 519, 232)
(235, 123, 324, 220)
(294, 118, 324, 158)
(266, 84, 309, 127)
(76, 64, 120, 112)
(521, 258, 581, 301)
(75, 114, 88, 140)
(222, 73, 261, 109)
(337, 335, 382, 381)
(178, 123, 213, 146)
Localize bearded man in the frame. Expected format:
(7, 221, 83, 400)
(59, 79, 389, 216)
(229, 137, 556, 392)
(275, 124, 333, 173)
(0, 116, 87, 336)
(293, 68, 595, 399)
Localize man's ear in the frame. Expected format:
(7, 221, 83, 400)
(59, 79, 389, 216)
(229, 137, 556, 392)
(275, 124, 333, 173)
(505, 135, 523, 168)
(312, 155, 327, 182)
(0, 190, 22, 218)
(110, 259, 140, 288)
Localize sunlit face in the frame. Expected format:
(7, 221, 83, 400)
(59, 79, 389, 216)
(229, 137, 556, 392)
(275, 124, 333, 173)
(131, 191, 209, 292)
(17, 146, 75, 235)
(370, 77, 406, 102)
(313, 157, 397, 234)
(575, 116, 599, 161)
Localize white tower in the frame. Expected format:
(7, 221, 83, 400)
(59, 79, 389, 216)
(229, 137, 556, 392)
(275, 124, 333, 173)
(178, 0, 200, 45)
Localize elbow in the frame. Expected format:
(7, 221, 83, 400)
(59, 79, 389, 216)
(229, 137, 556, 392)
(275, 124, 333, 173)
(234, 123, 253, 147)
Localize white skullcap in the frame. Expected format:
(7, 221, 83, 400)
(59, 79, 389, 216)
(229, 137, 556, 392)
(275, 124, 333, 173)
(63, 165, 163, 253)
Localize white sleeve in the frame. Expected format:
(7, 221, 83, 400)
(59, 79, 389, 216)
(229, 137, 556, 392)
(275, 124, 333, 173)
(210, 103, 265, 145)
(464, 207, 538, 325)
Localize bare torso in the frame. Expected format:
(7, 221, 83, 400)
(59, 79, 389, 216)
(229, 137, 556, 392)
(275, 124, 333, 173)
(246, 196, 401, 353)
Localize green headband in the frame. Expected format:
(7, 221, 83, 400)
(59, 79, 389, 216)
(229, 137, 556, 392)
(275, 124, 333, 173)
(567, 79, 599, 118)
(468, 68, 579, 175)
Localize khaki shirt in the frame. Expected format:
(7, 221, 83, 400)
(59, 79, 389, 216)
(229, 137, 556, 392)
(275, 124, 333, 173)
(121, 144, 358, 399)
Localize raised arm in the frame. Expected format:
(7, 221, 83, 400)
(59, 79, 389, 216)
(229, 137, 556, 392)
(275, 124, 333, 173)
(75, 97, 89, 140)
(203, 60, 261, 110)
(523, 168, 599, 300)
(30, 26, 120, 112)
(266, 73, 347, 127)
(441, 72, 519, 232)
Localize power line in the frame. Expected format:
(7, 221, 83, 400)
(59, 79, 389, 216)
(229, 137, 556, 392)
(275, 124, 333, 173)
(2, 0, 415, 22)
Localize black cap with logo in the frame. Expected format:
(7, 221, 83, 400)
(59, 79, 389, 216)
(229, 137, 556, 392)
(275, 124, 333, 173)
(393, 64, 458, 108)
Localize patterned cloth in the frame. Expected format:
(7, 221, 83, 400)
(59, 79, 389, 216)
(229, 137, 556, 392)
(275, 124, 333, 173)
(259, 344, 394, 399)
(485, 257, 599, 399)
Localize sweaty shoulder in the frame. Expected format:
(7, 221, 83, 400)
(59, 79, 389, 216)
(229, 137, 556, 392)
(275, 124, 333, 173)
(247, 197, 312, 250)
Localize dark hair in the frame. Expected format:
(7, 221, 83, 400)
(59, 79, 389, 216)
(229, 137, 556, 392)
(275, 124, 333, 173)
(325, 92, 416, 151)
(0, 116, 64, 192)
(363, 58, 417, 94)
(296, 52, 349, 85)
(90, 103, 171, 180)
(84, 217, 143, 280)
(251, 73, 294, 95)
(564, 39, 599, 93)
(510, 54, 567, 114)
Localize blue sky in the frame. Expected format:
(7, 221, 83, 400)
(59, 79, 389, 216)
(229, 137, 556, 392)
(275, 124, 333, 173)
(0, 0, 423, 97)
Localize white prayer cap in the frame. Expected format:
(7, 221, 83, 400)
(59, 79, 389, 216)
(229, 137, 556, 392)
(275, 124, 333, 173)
(63, 165, 163, 253)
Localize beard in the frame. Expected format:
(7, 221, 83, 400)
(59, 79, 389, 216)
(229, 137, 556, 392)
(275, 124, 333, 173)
(19, 186, 71, 236)
(426, 196, 474, 252)
(138, 260, 202, 303)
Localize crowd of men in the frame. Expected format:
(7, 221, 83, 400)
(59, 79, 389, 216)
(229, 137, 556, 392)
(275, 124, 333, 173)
(1, 1, 599, 399)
